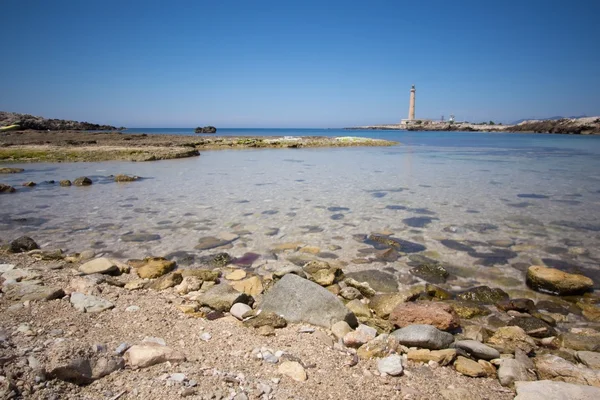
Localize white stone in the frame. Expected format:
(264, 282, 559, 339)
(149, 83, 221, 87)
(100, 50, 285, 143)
(230, 303, 252, 320)
(125, 305, 140, 312)
(514, 380, 600, 399)
(377, 354, 404, 376)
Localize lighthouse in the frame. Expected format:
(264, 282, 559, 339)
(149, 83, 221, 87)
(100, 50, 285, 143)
(408, 85, 416, 121)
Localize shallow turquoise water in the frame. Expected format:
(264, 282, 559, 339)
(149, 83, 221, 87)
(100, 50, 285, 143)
(1, 130, 599, 297)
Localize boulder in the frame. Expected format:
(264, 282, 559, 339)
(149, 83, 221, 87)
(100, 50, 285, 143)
(497, 348, 536, 387)
(456, 286, 509, 304)
(454, 356, 485, 377)
(535, 354, 600, 386)
(508, 316, 556, 338)
(114, 174, 139, 182)
(526, 265, 593, 295)
(78, 258, 119, 275)
(576, 351, 600, 370)
(369, 291, 420, 319)
(73, 177, 92, 186)
(124, 343, 185, 369)
(0, 183, 16, 193)
(514, 380, 600, 400)
(9, 236, 39, 253)
(259, 273, 358, 328)
(487, 326, 536, 354)
(391, 324, 454, 350)
(453, 340, 500, 360)
(4, 283, 64, 301)
(197, 284, 251, 311)
(147, 272, 183, 290)
(389, 302, 459, 331)
(0, 167, 24, 173)
(135, 257, 176, 279)
(70, 292, 114, 313)
(59, 180, 72, 186)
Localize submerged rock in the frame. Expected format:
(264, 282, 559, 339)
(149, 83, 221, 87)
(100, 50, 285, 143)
(259, 273, 357, 328)
(9, 236, 39, 253)
(508, 316, 556, 338)
(344, 270, 398, 293)
(456, 286, 509, 304)
(73, 176, 92, 186)
(0, 183, 16, 193)
(526, 265, 593, 295)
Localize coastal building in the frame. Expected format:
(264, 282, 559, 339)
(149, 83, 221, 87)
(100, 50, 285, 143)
(401, 85, 418, 125)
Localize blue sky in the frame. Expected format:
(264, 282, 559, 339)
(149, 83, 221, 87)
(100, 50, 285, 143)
(1, 0, 599, 127)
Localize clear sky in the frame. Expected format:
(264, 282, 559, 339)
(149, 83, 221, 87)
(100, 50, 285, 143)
(1, 0, 599, 127)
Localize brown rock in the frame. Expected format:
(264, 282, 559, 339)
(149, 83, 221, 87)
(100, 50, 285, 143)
(244, 312, 287, 329)
(407, 349, 457, 366)
(389, 301, 460, 331)
(135, 257, 176, 279)
(454, 356, 486, 377)
(124, 344, 186, 369)
(526, 265, 593, 295)
(230, 276, 263, 296)
(357, 334, 399, 359)
(147, 272, 183, 291)
(487, 326, 536, 354)
(535, 354, 600, 386)
(180, 268, 220, 281)
(369, 291, 420, 318)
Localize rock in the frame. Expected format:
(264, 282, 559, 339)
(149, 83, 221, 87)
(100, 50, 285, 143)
(259, 273, 358, 328)
(180, 268, 220, 281)
(391, 324, 454, 350)
(0, 167, 24, 173)
(198, 284, 251, 311)
(195, 236, 236, 250)
(497, 348, 536, 387)
(175, 276, 203, 294)
(114, 174, 139, 182)
(331, 321, 353, 340)
(389, 302, 459, 331)
(478, 359, 497, 377)
(4, 283, 64, 301)
(577, 302, 600, 322)
(121, 233, 160, 242)
(454, 356, 486, 377)
(60, 179, 72, 186)
(272, 265, 306, 279)
(360, 316, 395, 335)
(445, 301, 491, 319)
(68, 276, 104, 295)
(195, 126, 217, 134)
(124, 279, 147, 290)
(344, 270, 398, 293)
(344, 278, 377, 298)
(230, 276, 264, 296)
(70, 292, 114, 313)
(377, 354, 404, 376)
(407, 349, 457, 366)
(22, 181, 36, 187)
(135, 257, 176, 279)
(0, 183, 16, 193)
(369, 291, 420, 318)
(453, 340, 500, 360)
(496, 298, 536, 313)
(343, 324, 377, 348)
(410, 262, 449, 284)
(73, 176, 92, 186)
(303, 260, 342, 286)
(147, 272, 183, 291)
(340, 287, 362, 300)
(346, 299, 372, 318)
(487, 326, 536, 354)
(535, 354, 600, 386)
(357, 334, 400, 359)
(526, 265, 593, 295)
(225, 269, 247, 281)
(244, 312, 287, 329)
(278, 361, 307, 381)
(91, 356, 124, 379)
(562, 332, 600, 352)
(79, 258, 119, 275)
(576, 351, 600, 370)
(9, 236, 39, 253)
(124, 343, 185, 369)
(508, 316, 557, 338)
(514, 380, 600, 400)
(456, 286, 509, 304)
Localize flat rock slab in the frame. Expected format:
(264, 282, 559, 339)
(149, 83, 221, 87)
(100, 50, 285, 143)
(454, 340, 500, 360)
(4, 282, 65, 301)
(577, 351, 600, 370)
(259, 273, 358, 328)
(391, 324, 454, 350)
(70, 292, 114, 313)
(534, 354, 600, 386)
(526, 265, 593, 295)
(79, 258, 118, 275)
(124, 344, 186, 369)
(515, 380, 600, 400)
(197, 284, 251, 312)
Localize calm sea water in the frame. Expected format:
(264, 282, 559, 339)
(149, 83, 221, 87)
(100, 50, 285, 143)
(2, 129, 600, 298)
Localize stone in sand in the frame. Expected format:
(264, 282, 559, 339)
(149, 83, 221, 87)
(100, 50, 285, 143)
(526, 265, 593, 295)
(259, 273, 358, 328)
(454, 356, 486, 377)
(514, 380, 600, 400)
(406, 349, 457, 366)
(135, 257, 176, 279)
(377, 354, 404, 376)
(70, 292, 114, 313)
(391, 324, 454, 350)
(278, 361, 307, 381)
(389, 302, 459, 331)
(197, 284, 251, 312)
(9, 236, 39, 253)
(4, 283, 64, 302)
(453, 340, 500, 360)
(147, 272, 183, 291)
(124, 343, 185, 369)
(357, 334, 400, 359)
(78, 258, 119, 275)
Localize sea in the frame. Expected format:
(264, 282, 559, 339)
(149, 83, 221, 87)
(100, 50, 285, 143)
(2, 128, 600, 298)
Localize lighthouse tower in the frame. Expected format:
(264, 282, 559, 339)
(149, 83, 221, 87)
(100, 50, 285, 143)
(408, 85, 416, 121)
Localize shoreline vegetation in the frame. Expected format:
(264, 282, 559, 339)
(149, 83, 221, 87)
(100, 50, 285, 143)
(346, 116, 600, 135)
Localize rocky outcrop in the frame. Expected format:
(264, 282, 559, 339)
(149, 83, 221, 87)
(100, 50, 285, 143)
(0, 111, 120, 131)
(195, 126, 217, 134)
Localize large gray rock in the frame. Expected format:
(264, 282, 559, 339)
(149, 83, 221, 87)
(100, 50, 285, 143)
(514, 380, 600, 400)
(259, 273, 358, 328)
(453, 340, 500, 360)
(70, 292, 114, 313)
(497, 349, 536, 387)
(197, 284, 251, 312)
(4, 282, 64, 301)
(390, 324, 454, 350)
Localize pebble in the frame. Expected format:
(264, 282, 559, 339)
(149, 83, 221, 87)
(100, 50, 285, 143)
(125, 305, 140, 312)
(115, 343, 130, 355)
(278, 361, 307, 381)
(377, 354, 404, 376)
(230, 303, 252, 320)
(169, 373, 187, 383)
(200, 332, 212, 342)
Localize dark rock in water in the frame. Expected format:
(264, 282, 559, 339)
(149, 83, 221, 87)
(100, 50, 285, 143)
(371, 192, 387, 198)
(536, 299, 581, 316)
(197, 252, 233, 268)
(386, 205, 407, 210)
(262, 210, 278, 215)
(114, 174, 139, 182)
(402, 217, 436, 228)
(195, 126, 217, 134)
(517, 193, 550, 199)
(508, 317, 556, 338)
(544, 246, 568, 255)
(409, 262, 449, 284)
(469, 248, 518, 266)
(0, 167, 24, 173)
(331, 213, 344, 220)
(0, 183, 16, 193)
(22, 181, 36, 187)
(317, 252, 339, 259)
(440, 239, 475, 252)
(10, 236, 39, 253)
(301, 225, 324, 233)
(466, 209, 480, 214)
(551, 220, 600, 232)
(374, 248, 399, 262)
(327, 206, 349, 212)
(73, 177, 92, 186)
(120, 233, 160, 242)
(409, 208, 436, 215)
(233, 252, 260, 268)
(365, 234, 426, 253)
(164, 251, 196, 266)
(463, 223, 498, 233)
(511, 262, 530, 273)
(507, 202, 533, 208)
(496, 298, 536, 313)
(456, 286, 509, 304)
(344, 270, 398, 293)
(195, 236, 234, 250)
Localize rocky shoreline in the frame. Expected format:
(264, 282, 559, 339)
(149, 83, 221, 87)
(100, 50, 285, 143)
(347, 117, 600, 135)
(0, 131, 397, 163)
(1, 233, 600, 399)
(0, 112, 121, 132)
